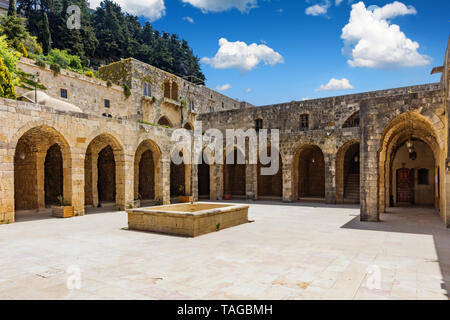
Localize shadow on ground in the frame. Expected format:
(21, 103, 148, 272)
(341, 207, 449, 299)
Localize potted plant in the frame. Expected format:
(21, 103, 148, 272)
(224, 194, 231, 201)
(52, 195, 74, 218)
(133, 194, 142, 208)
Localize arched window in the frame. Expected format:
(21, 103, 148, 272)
(300, 114, 309, 131)
(342, 111, 360, 128)
(158, 116, 172, 128)
(171, 82, 179, 101)
(163, 80, 171, 99)
(143, 82, 152, 97)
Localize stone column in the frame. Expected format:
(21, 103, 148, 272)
(282, 157, 294, 202)
(91, 153, 99, 208)
(215, 164, 224, 200)
(70, 148, 85, 216)
(162, 159, 171, 205)
(36, 151, 46, 210)
(360, 102, 379, 222)
(119, 153, 134, 211)
(191, 164, 198, 201)
(324, 152, 336, 204)
(246, 164, 257, 200)
(0, 148, 15, 223)
(445, 173, 450, 228)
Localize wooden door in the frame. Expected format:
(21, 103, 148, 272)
(397, 168, 412, 204)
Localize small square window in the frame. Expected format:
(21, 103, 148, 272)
(418, 169, 429, 185)
(104, 99, 110, 108)
(300, 114, 309, 130)
(60, 89, 68, 99)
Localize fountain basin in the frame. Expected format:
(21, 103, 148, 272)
(127, 203, 249, 237)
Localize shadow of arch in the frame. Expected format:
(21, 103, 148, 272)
(223, 148, 246, 197)
(257, 146, 283, 199)
(158, 116, 173, 128)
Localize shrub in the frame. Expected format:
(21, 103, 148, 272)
(22, 35, 42, 55)
(34, 57, 46, 68)
(17, 42, 27, 58)
(84, 70, 94, 78)
(50, 63, 61, 75)
(0, 35, 20, 74)
(106, 80, 112, 87)
(123, 84, 131, 99)
(0, 56, 17, 99)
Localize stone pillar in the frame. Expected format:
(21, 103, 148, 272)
(120, 153, 134, 211)
(215, 164, 224, 200)
(162, 159, 171, 205)
(70, 148, 85, 216)
(36, 151, 46, 210)
(445, 172, 450, 228)
(360, 102, 379, 222)
(192, 164, 198, 201)
(282, 156, 294, 202)
(0, 148, 15, 224)
(246, 164, 257, 200)
(324, 152, 336, 204)
(91, 153, 99, 208)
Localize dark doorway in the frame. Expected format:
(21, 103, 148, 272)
(224, 150, 246, 196)
(44, 144, 63, 206)
(98, 146, 116, 203)
(198, 162, 210, 198)
(397, 168, 413, 205)
(139, 150, 155, 200)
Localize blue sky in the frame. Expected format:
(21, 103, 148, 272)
(94, 0, 450, 106)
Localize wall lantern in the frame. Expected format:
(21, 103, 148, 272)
(19, 153, 26, 160)
(354, 155, 359, 163)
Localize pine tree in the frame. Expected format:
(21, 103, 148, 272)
(0, 56, 17, 99)
(42, 11, 51, 55)
(8, 0, 16, 17)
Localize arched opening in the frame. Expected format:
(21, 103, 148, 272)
(378, 112, 442, 215)
(336, 141, 360, 204)
(158, 116, 172, 128)
(171, 150, 187, 198)
(171, 82, 179, 101)
(294, 144, 325, 201)
(163, 80, 171, 98)
(198, 151, 211, 199)
(342, 111, 360, 128)
(97, 146, 116, 203)
(44, 144, 63, 206)
(257, 148, 282, 199)
(84, 134, 124, 211)
(14, 126, 71, 219)
(183, 122, 193, 131)
(134, 139, 162, 206)
(224, 149, 246, 198)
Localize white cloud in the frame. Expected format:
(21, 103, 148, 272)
(305, 3, 330, 16)
(341, 1, 430, 68)
(245, 88, 252, 93)
(216, 84, 232, 91)
(181, 0, 258, 13)
(182, 16, 195, 24)
(335, 0, 344, 5)
(202, 38, 284, 73)
(89, 0, 166, 21)
(316, 78, 354, 91)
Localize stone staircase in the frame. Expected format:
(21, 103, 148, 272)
(344, 173, 360, 204)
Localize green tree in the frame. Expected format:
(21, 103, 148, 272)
(8, 0, 16, 16)
(0, 56, 17, 99)
(42, 11, 51, 55)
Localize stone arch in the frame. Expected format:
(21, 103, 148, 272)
(342, 111, 360, 128)
(14, 125, 72, 213)
(84, 133, 125, 210)
(163, 80, 171, 99)
(134, 139, 163, 203)
(257, 146, 283, 199)
(293, 143, 325, 201)
(183, 122, 193, 131)
(158, 116, 173, 128)
(378, 111, 442, 214)
(336, 140, 360, 204)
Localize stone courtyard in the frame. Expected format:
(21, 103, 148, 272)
(0, 202, 448, 300)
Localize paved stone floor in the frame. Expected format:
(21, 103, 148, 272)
(0, 202, 449, 300)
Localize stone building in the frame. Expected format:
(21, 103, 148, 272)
(0, 36, 449, 228)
